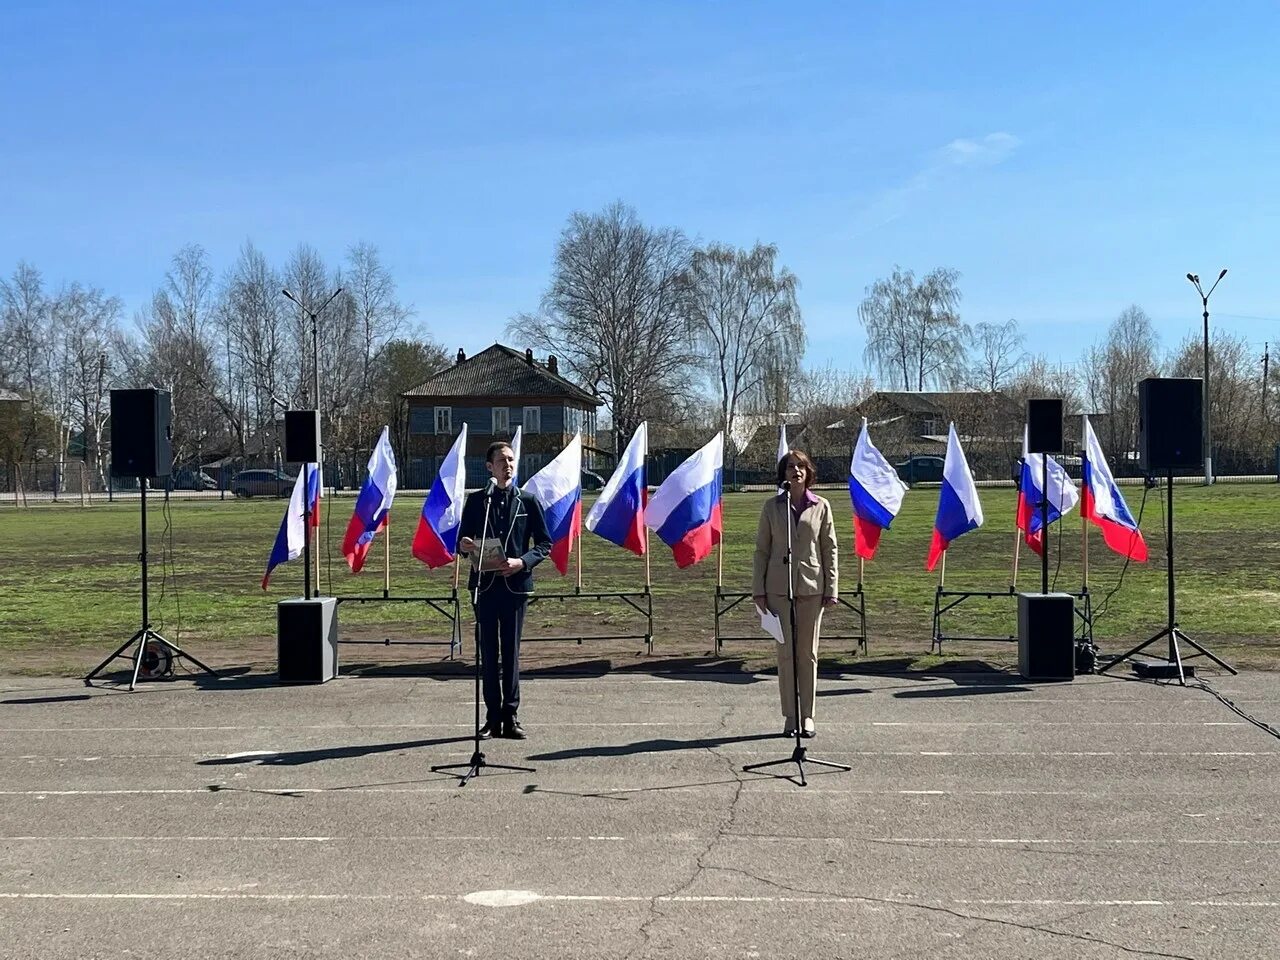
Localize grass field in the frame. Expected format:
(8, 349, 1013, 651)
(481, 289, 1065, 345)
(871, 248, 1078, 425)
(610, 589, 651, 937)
(2, 483, 1278, 675)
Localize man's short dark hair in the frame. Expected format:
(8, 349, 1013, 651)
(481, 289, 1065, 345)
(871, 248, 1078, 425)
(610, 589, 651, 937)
(776, 449, 817, 489)
(487, 441, 514, 463)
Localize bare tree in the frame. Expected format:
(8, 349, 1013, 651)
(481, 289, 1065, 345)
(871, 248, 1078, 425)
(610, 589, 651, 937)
(509, 202, 696, 455)
(0, 262, 51, 456)
(343, 242, 413, 449)
(59, 285, 121, 486)
(220, 241, 292, 449)
(376, 337, 450, 455)
(687, 242, 803, 444)
(968, 318, 1026, 390)
(1169, 330, 1262, 470)
(1082, 305, 1161, 460)
(859, 266, 966, 390)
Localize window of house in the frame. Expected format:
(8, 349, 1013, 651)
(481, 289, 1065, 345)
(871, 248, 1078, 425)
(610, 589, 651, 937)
(434, 406, 452, 434)
(523, 406, 541, 434)
(492, 406, 510, 435)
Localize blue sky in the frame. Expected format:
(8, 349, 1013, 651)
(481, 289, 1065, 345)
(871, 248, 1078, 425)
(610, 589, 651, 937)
(3, 1, 1278, 372)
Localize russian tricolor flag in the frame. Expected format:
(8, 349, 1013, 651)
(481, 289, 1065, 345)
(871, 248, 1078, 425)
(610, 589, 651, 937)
(411, 424, 468, 569)
(341, 426, 397, 573)
(848, 418, 909, 560)
(261, 464, 322, 589)
(645, 432, 723, 569)
(1016, 425, 1079, 556)
(586, 422, 647, 556)
(523, 434, 583, 575)
(926, 424, 984, 571)
(1082, 415, 1148, 562)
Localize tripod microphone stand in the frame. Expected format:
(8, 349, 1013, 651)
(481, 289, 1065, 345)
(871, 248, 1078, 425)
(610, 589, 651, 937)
(1099, 470, 1235, 684)
(744, 482, 851, 787)
(85, 478, 218, 691)
(433, 481, 535, 786)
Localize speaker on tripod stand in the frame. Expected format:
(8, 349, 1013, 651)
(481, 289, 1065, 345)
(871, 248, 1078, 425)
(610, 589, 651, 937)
(85, 389, 218, 689)
(1099, 377, 1235, 683)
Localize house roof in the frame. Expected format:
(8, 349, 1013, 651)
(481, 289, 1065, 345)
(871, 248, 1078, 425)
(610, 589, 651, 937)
(0, 388, 25, 403)
(860, 390, 997, 415)
(402, 344, 601, 406)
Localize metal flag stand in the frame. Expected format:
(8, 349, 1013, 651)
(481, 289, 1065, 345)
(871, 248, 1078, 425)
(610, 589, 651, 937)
(522, 527, 655, 652)
(333, 515, 463, 671)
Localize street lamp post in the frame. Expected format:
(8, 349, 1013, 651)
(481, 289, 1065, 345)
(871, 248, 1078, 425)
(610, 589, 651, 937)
(1187, 269, 1227, 485)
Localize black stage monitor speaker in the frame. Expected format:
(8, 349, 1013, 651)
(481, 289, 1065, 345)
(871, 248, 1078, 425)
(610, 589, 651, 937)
(1017, 593, 1075, 681)
(110, 389, 172, 478)
(1139, 377, 1203, 472)
(284, 409, 321, 463)
(1026, 398, 1064, 454)
(277, 597, 338, 684)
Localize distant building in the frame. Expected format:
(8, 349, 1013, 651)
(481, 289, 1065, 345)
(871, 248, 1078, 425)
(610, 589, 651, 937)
(401, 344, 603, 487)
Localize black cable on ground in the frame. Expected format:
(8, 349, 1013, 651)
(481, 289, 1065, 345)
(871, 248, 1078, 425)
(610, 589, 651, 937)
(1189, 677, 1280, 741)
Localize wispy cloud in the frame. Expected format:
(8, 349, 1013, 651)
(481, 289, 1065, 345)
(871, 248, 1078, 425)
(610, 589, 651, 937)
(941, 132, 1022, 167)
(850, 132, 1022, 237)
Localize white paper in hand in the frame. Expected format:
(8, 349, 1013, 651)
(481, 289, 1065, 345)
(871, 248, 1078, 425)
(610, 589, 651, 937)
(756, 605, 785, 644)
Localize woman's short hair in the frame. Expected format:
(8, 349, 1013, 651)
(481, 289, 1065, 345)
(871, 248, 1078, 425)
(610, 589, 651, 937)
(776, 449, 817, 489)
(486, 441, 513, 463)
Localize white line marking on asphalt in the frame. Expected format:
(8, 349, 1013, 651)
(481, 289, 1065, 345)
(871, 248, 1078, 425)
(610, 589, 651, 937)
(0, 835, 1268, 845)
(1, 892, 1277, 908)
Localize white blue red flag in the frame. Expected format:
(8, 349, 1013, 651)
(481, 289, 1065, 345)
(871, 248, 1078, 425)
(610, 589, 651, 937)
(510, 425, 523, 485)
(261, 464, 322, 589)
(341, 426, 397, 573)
(586, 422, 648, 556)
(645, 432, 723, 569)
(522, 433, 583, 575)
(411, 424, 468, 569)
(777, 424, 789, 467)
(926, 424, 984, 571)
(1016, 425, 1079, 556)
(1081, 416, 1148, 562)
(848, 418, 909, 560)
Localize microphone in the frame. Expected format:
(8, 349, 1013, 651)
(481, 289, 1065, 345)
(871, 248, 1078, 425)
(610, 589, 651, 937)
(781, 479, 792, 490)
(484, 477, 497, 496)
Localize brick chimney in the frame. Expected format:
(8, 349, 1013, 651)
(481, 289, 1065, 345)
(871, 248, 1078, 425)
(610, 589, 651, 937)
(456, 348, 466, 364)
(547, 355, 558, 375)
(525, 348, 534, 366)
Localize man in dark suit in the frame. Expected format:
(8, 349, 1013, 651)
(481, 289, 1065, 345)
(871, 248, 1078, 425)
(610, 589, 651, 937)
(458, 440, 551, 740)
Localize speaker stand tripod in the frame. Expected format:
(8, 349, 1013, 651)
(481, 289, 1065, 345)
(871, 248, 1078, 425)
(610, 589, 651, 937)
(1099, 470, 1235, 685)
(85, 479, 219, 691)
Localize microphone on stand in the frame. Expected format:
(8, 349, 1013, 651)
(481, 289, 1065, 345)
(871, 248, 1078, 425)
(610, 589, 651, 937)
(484, 477, 498, 496)
(781, 479, 792, 490)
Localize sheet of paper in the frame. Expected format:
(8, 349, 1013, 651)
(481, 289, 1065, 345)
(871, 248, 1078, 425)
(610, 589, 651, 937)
(756, 605, 785, 644)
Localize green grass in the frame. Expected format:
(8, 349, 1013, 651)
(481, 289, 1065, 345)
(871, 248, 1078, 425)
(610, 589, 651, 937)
(2, 483, 1278, 675)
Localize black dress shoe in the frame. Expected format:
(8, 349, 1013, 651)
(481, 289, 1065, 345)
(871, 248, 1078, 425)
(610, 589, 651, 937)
(478, 722, 496, 740)
(504, 719, 527, 740)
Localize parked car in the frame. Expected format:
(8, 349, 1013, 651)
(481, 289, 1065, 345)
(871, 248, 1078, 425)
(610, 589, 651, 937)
(232, 469, 295, 498)
(895, 455, 945, 485)
(171, 468, 217, 491)
(581, 468, 606, 491)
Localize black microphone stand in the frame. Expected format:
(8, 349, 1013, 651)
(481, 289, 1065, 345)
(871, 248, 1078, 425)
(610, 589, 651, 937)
(744, 483, 851, 787)
(433, 481, 534, 786)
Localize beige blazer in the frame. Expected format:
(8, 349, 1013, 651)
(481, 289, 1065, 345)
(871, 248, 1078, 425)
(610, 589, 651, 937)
(752, 494, 839, 600)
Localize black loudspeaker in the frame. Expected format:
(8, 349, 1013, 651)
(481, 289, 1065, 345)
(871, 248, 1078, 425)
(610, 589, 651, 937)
(1139, 378, 1203, 472)
(284, 410, 321, 462)
(1026, 398, 1064, 454)
(277, 597, 338, 684)
(1017, 593, 1075, 681)
(110, 389, 172, 478)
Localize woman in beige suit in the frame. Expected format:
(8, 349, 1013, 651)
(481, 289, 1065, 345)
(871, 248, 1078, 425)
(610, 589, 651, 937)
(753, 450, 839, 737)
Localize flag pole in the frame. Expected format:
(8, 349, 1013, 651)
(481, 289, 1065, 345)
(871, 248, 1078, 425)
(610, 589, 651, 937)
(1081, 469, 1090, 593)
(575, 528, 583, 593)
(938, 549, 947, 589)
(644, 528, 651, 589)
(383, 515, 391, 599)
(858, 555, 865, 591)
(1011, 531, 1021, 591)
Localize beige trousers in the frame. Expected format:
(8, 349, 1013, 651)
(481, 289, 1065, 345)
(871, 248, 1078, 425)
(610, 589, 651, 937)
(769, 593, 823, 724)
